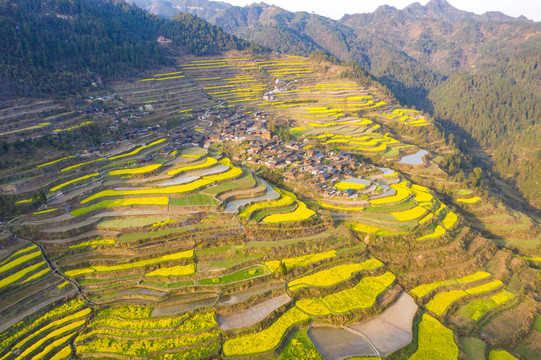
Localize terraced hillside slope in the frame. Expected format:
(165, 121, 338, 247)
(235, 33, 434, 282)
(0, 52, 540, 360)
(130, 0, 541, 212)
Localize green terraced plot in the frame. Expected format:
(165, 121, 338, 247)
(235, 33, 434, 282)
(198, 265, 267, 285)
(276, 329, 323, 360)
(265, 250, 336, 273)
(462, 291, 514, 320)
(170, 194, 219, 206)
(97, 217, 170, 228)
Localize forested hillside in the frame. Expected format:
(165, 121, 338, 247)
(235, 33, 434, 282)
(129, 0, 232, 19)
(0, 0, 251, 98)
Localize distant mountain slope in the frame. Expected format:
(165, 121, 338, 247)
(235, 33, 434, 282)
(341, 1, 538, 78)
(206, 3, 443, 106)
(128, 0, 231, 19)
(0, 0, 249, 98)
(128, 0, 541, 210)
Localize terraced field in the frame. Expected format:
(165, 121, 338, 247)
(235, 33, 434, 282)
(1, 52, 538, 360)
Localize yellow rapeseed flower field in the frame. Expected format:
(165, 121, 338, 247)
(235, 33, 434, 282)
(297, 272, 395, 315)
(262, 201, 315, 223)
(321, 272, 395, 313)
(313, 202, 365, 211)
(32, 332, 75, 360)
(72, 197, 170, 216)
(50, 173, 99, 192)
(239, 189, 296, 218)
(21, 267, 50, 283)
(0, 262, 47, 289)
(442, 211, 458, 229)
(0, 245, 37, 265)
(13, 308, 91, 351)
(49, 345, 72, 360)
(265, 250, 336, 272)
(391, 206, 427, 222)
(334, 181, 367, 190)
(456, 271, 491, 284)
(80, 180, 211, 204)
(417, 225, 446, 241)
(457, 197, 481, 204)
(288, 259, 383, 291)
(465, 280, 502, 295)
(37, 155, 75, 168)
(109, 163, 161, 175)
(108, 138, 166, 161)
(426, 289, 468, 316)
(489, 350, 519, 360)
(411, 271, 491, 298)
(0, 250, 40, 275)
(418, 212, 434, 224)
(33, 208, 57, 215)
(145, 264, 195, 277)
(223, 308, 310, 356)
(0, 299, 86, 351)
(61, 158, 105, 172)
(410, 184, 434, 202)
(15, 198, 33, 204)
(203, 165, 242, 182)
(167, 157, 218, 176)
(65, 250, 193, 276)
(369, 182, 412, 205)
(69, 238, 116, 249)
(15, 319, 86, 360)
(408, 314, 458, 360)
(465, 291, 514, 321)
(425, 280, 502, 316)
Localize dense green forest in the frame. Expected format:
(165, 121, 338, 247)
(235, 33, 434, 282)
(429, 66, 541, 207)
(0, 0, 251, 97)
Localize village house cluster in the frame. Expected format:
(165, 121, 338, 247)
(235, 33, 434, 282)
(203, 109, 372, 197)
(75, 101, 384, 200)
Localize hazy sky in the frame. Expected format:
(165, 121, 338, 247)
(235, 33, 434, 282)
(224, 0, 540, 21)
